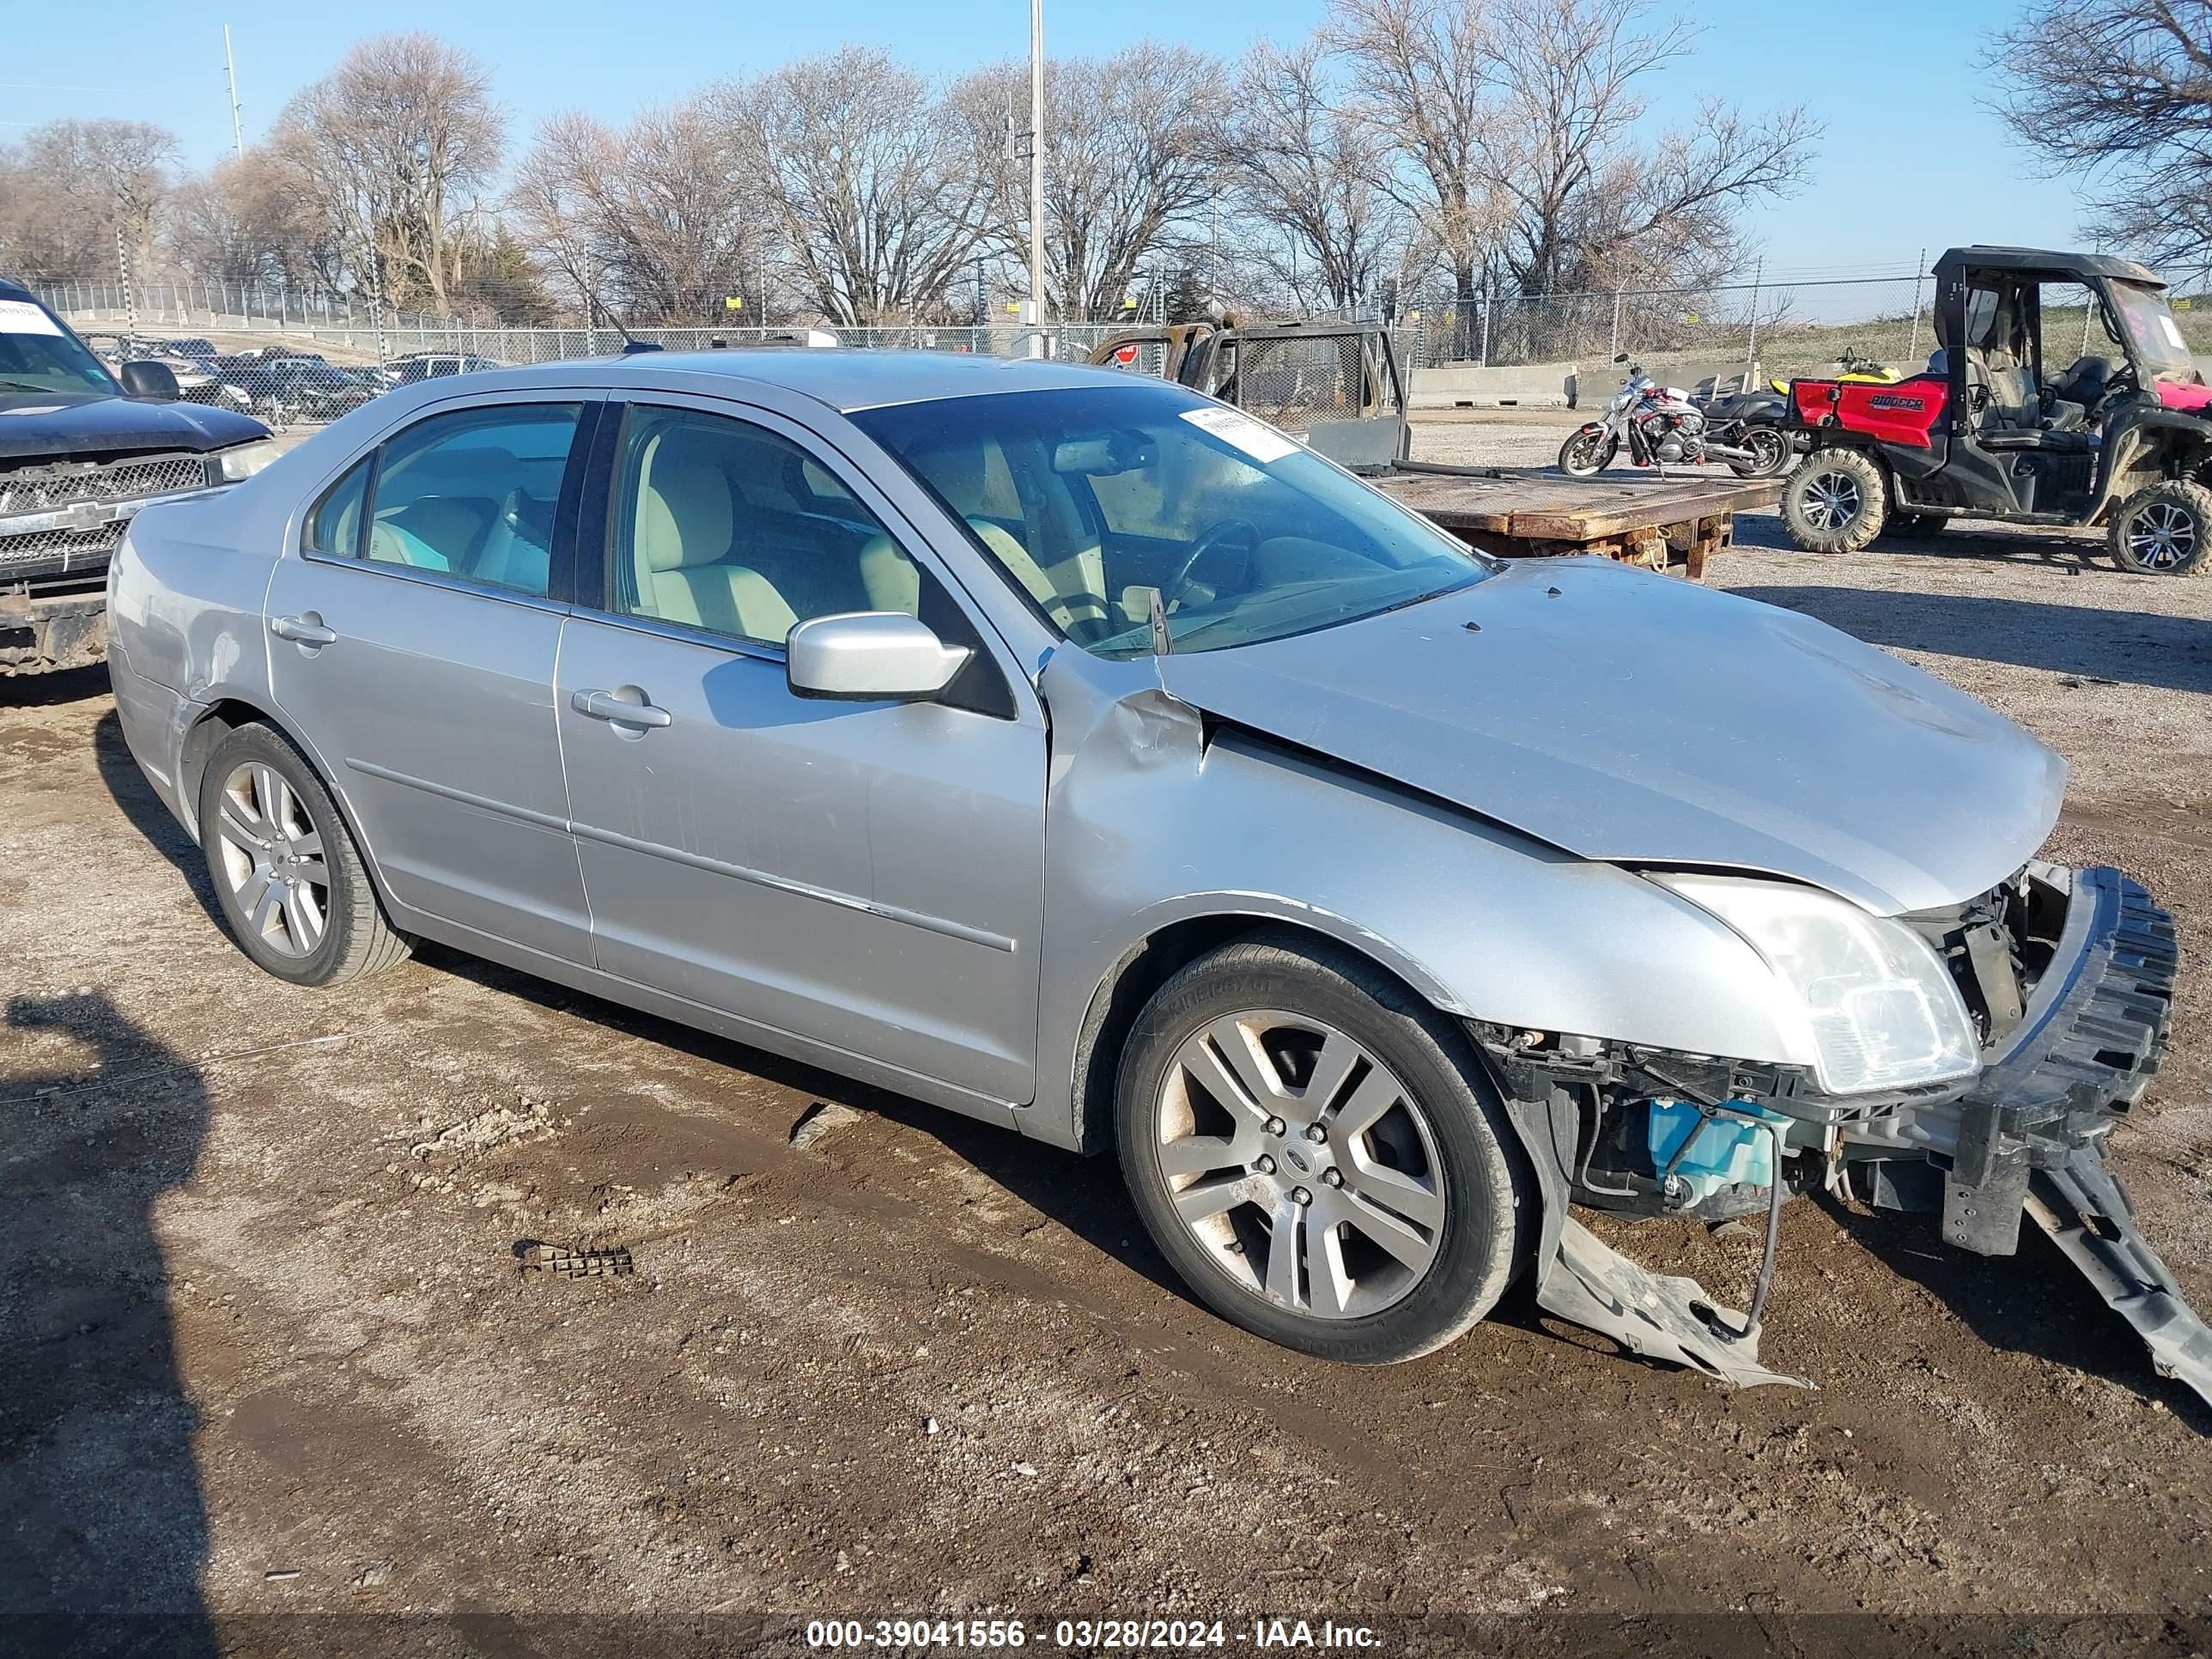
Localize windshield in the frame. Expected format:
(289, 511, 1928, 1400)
(850, 383, 1492, 658)
(2108, 281, 2197, 376)
(0, 299, 120, 397)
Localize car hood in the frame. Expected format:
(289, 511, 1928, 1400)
(0, 389, 267, 461)
(1152, 556, 2064, 915)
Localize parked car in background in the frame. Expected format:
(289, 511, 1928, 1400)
(104, 350, 2203, 1409)
(390, 351, 505, 386)
(0, 277, 273, 673)
(220, 356, 383, 426)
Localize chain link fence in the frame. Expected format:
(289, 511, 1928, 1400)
(1395, 276, 1948, 382)
(44, 271, 2212, 441)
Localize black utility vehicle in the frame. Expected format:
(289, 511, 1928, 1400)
(1, 280, 272, 674)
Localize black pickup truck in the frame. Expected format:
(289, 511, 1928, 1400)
(1, 280, 274, 676)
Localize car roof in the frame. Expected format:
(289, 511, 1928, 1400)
(1936, 246, 2165, 287)
(460, 349, 1145, 414)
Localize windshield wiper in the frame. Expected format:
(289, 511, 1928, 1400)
(0, 377, 62, 392)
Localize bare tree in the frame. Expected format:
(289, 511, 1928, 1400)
(957, 45, 1233, 320)
(1330, 0, 1813, 343)
(269, 32, 504, 313)
(0, 119, 178, 283)
(715, 48, 992, 325)
(1986, 0, 2212, 279)
(1228, 35, 1408, 310)
(1327, 0, 1510, 333)
(167, 152, 343, 291)
(511, 102, 759, 323)
(1475, 0, 1813, 295)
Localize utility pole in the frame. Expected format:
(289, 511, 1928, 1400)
(223, 24, 245, 160)
(1744, 255, 1765, 379)
(1906, 246, 1929, 365)
(1027, 0, 1046, 358)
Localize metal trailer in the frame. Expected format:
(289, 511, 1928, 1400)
(1089, 319, 1782, 578)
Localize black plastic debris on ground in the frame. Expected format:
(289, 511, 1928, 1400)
(514, 1240, 635, 1279)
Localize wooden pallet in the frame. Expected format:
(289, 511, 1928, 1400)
(1374, 463, 1784, 580)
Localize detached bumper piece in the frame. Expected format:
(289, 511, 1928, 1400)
(1935, 866, 2208, 1408)
(2030, 1147, 2212, 1407)
(1537, 1217, 1812, 1389)
(1941, 866, 2177, 1256)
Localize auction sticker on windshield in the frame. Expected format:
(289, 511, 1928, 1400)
(0, 301, 63, 337)
(1181, 405, 1299, 464)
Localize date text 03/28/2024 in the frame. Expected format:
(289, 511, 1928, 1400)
(804, 1619, 1382, 1650)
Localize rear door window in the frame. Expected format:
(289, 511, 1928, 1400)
(304, 459, 371, 556)
(338, 403, 581, 598)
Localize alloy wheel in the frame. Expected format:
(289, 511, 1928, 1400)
(1152, 1010, 1446, 1320)
(2124, 501, 2197, 571)
(1742, 428, 1788, 474)
(1801, 467, 1863, 532)
(213, 761, 331, 958)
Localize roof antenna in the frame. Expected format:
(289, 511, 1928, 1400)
(588, 287, 662, 356)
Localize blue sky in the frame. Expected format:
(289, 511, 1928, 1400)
(1, 0, 2087, 283)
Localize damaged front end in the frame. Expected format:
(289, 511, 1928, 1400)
(1477, 862, 2206, 1407)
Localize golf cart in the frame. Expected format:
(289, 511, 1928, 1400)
(1780, 246, 2212, 572)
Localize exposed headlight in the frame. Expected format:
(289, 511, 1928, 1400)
(216, 439, 281, 482)
(1652, 872, 1980, 1095)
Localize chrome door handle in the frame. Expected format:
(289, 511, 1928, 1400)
(270, 614, 337, 645)
(571, 688, 672, 728)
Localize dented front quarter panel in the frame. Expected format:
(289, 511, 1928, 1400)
(1024, 647, 1815, 1148)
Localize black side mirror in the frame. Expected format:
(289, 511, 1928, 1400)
(1613, 351, 1629, 363)
(118, 360, 180, 400)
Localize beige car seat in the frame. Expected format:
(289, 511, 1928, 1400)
(632, 429, 798, 643)
(921, 441, 1109, 630)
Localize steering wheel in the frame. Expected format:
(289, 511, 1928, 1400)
(1159, 519, 1261, 610)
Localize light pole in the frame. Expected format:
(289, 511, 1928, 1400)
(223, 24, 245, 160)
(1028, 0, 1046, 358)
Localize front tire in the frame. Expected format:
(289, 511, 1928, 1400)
(1782, 447, 1887, 552)
(196, 721, 412, 988)
(2108, 480, 2212, 574)
(1115, 936, 1527, 1364)
(1557, 427, 1616, 478)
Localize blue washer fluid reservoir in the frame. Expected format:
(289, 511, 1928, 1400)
(1644, 1099, 1791, 1205)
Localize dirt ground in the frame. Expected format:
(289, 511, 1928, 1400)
(4, 434, 2212, 1656)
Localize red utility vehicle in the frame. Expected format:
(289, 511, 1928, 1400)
(1780, 247, 2212, 573)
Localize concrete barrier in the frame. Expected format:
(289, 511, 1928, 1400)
(1409, 362, 1579, 410)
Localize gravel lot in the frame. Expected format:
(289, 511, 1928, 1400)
(4, 422, 2211, 1656)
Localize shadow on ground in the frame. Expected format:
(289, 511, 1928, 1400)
(0, 993, 216, 1658)
(0, 663, 110, 711)
(1729, 584, 2212, 693)
(1815, 1188, 2212, 1427)
(1729, 510, 2108, 568)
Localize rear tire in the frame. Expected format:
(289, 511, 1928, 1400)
(1782, 448, 1887, 553)
(1115, 935, 1527, 1364)
(2107, 480, 2212, 574)
(1727, 424, 1792, 479)
(1557, 428, 1616, 478)
(195, 721, 413, 988)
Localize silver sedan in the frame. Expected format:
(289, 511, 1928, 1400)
(106, 350, 2204, 1400)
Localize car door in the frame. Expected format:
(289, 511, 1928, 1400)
(555, 395, 1047, 1106)
(264, 392, 602, 963)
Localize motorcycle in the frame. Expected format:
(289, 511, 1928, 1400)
(1558, 354, 1791, 478)
(1694, 346, 1903, 477)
